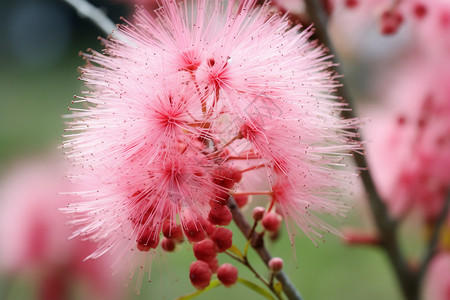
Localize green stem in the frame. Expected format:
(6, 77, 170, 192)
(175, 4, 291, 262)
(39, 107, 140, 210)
(224, 250, 282, 300)
(228, 196, 303, 300)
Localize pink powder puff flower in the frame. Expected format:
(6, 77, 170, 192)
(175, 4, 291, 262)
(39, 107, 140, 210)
(365, 58, 450, 224)
(64, 78, 203, 167)
(64, 0, 358, 283)
(0, 157, 122, 300)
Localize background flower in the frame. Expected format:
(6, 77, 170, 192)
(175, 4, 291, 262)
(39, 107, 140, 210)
(0, 156, 123, 300)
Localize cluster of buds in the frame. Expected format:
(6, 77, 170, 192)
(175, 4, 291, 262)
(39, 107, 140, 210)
(189, 226, 234, 289)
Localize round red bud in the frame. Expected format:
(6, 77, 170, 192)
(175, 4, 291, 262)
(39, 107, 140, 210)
(252, 206, 265, 221)
(207, 258, 219, 273)
(193, 239, 217, 262)
(261, 212, 282, 232)
(217, 263, 238, 287)
(183, 220, 207, 242)
(213, 167, 242, 189)
(268, 257, 284, 272)
(136, 230, 160, 252)
(208, 203, 232, 226)
(199, 218, 217, 236)
(189, 261, 212, 290)
(212, 189, 230, 205)
(162, 220, 184, 242)
(210, 227, 233, 252)
(161, 237, 176, 252)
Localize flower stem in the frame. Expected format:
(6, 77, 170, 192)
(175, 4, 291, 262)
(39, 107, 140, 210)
(0, 277, 14, 300)
(417, 191, 450, 284)
(222, 133, 244, 149)
(224, 251, 282, 300)
(239, 163, 267, 174)
(232, 191, 272, 197)
(227, 196, 304, 300)
(226, 154, 262, 160)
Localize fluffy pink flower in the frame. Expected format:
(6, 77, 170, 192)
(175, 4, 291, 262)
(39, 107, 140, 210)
(64, 0, 357, 280)
(0, 158, 122, 300)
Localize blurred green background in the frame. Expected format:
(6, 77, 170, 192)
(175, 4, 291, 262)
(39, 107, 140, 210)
(0, 0, 404, 299)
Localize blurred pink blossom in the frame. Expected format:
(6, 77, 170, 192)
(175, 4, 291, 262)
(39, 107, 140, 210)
(365, 58, 450, 223)
(411, 0, 450, 56)
(423, 252, 450, 300)
(0, 157, 122, 300)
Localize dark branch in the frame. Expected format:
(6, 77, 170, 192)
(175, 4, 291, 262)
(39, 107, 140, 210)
(303, 1, 419, 299)
(417, 190, 450, 284)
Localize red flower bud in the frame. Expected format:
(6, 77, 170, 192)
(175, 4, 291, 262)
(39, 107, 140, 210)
(208, 202, 232, 226)
(161, 237, 176, 252)
(210, 227, 233, 252)
(212, 189, 230, 205)
(136, 230, 160, 252)
(213, 166, 242, 189)
(268, 257, 284, 272)
(217, 263, 238, 287)
(199, 218, 217, 236)
(162, 220, 184, 242)
(193, 239, 217, 262)
(189, 261, 212, 290)
(183, 220, 207, 242)
(261, 212, 282, 232)
(207, 258, 219, 273)
(252, 206, 265, 221)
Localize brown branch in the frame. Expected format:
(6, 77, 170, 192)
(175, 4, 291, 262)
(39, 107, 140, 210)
(303, 1, 418, 299)
(228, 196, 304, 300)
(62, 0, 116, 36)
(224, 251, 283, 300)
(62, 0, 129, 42)
(417, 191, 450, 284)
